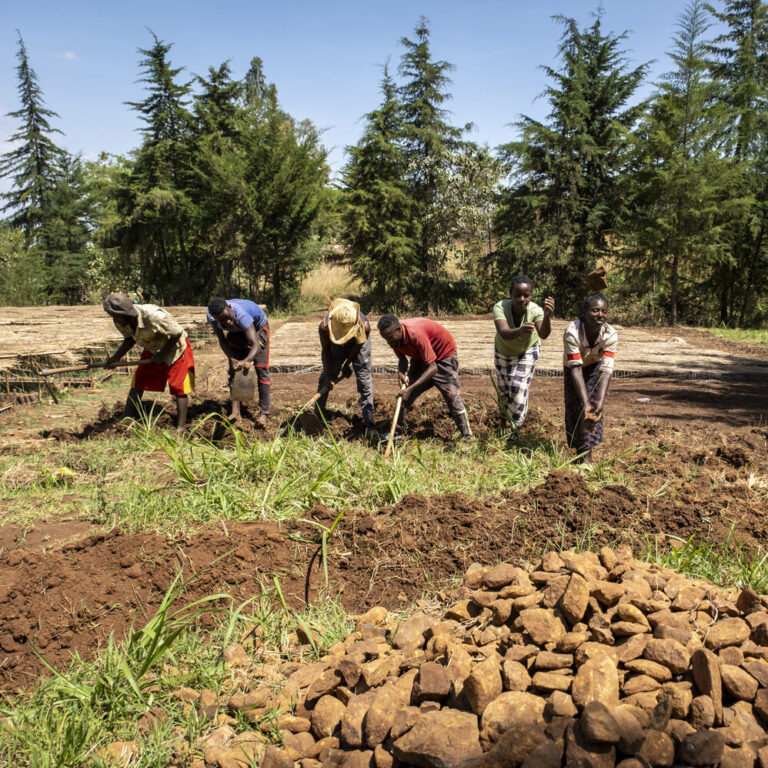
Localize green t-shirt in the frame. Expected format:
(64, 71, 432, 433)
(493, 299, 544, 357)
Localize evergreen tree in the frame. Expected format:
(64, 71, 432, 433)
(239, 58, 329, 308)
(624, 0, 731, 324)
(398, 18, 466, 311)
(0, 32, 67, 241)
(118, 32, 198, 302)
(342, 65, 415, 310)
(496, 12, 648, 314)
(706, 0, 768, 325)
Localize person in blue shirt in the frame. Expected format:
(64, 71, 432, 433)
(207, 297, 271, 427)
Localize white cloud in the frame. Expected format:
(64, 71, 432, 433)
(51, 50, 78, 61)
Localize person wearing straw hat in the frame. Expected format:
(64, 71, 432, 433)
(316, 298, 376, 434)
(207, 297, 271, 427)
(102, 293, 195, 431)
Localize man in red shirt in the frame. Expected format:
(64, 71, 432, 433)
(377, 314, 472, 438)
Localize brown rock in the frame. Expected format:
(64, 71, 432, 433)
(390, 706, 419, 739)
(644, 638, 690, 675)
(677, 729, 726, 766)
(532, 671, 572, 692)
(393, 612, 433, 650)
(721, 664, 759, 702)
(311, 695, 346, 739)
(284, 731, 316, 759)
(364, 671, 416, 747)
(637, 729, 675, 767)
(483, 562, 526, 589)
(706, 618, 751, 650)
(560, 551, 608, 581)
(613, 707, 645, 754)
(484, 721, 551, 766)
(97, 742, 138, 767)
(489, 599, 513, 625)
(392, 710, 482, 768)
(480, 691, 546, 746)
(413, 662, 451, 703)
(623, 659, 672, 682)
(361, 656, 400, 688)
(548, 690, 578, 717)
(357, 606, 389, 627)
(612, 621, 651, 637)
(572, 655, 620, 710)
(592, 581, 625, 606)
(721, 646, 745, 666)
(622, 675, 661, 695)
(663, 681, 693, 719)
(502, 659, 532, 692)
(464, 563, 487, 589)
(560, 573, 590, 625)
(260, 746, 293, 768)
(557, 630, 590, 653)
(464, 657, 502, 716)
(338, 751, 374, 768)
(518, 608, 566, 645)
(565, 721, 616, 767)
(666, 717, 695, 744)
(305, 668, 344, 704)
(755, 688, 768, 724)
(341, 691, 376, 748)
(541, 575, 570, 609)
(691, 695, 716, 729)
(280, 715, 312, 733)
(541, 551, 565, 572)
(692, 647, 724, 723)
(615, 633, 650, 663)
(535, 651, 574, 670)
(581, 701, 620, 744)
(721, 745, 759, 768)
(743, 658, 768, 688)
(616, 603, 651, 628)
(223, 643, 250, 668)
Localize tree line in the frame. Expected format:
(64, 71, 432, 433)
(2, 0, 768, 326)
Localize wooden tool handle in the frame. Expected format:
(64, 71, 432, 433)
(385, 384, 407, 457)
(302, 378, 338, 410)
(41, 359, 150, 376)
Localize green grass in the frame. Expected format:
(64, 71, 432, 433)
(701, 326, 768, 348)
(0, 576, 353, 768)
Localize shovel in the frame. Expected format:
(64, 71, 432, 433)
(297, 379, 339, 435)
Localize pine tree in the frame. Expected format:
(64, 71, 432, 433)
(0, 32, 67, 242)
(624, 0, 731, 324)
(706, 0, 768, 325)
(398, 18, 466, 311)
(342, 65, 415, 310)
(119, 32, 198, 302)
(496, 12, 648, 314)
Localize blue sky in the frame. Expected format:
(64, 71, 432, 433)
(1, 0, 722, 180)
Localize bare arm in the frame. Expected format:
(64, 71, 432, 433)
(238, 323, 260, 365)
(593, 370, 613, 415)
(535, 297, 555, 340)
(400, 361, 438, 402)
(495, 318, 535, 340)
(105, 337, 135, 367)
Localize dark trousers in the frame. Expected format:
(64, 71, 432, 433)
(227, 326, 270, 415)
(317, 337, 375, 427)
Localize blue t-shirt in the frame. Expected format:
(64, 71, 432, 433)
(207, 299, 267, 333)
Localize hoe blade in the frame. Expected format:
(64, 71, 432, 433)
(299, 410, 324, 435)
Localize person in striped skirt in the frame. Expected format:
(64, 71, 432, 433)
(492, 276, 554, 428)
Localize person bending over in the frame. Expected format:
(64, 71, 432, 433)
(377, 314, 472, 439)
(207, 297, 271, 427)
(102, 293, 195, 431)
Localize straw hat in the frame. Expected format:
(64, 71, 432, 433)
(328, 298, 363, 344)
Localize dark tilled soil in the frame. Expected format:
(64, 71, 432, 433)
(0, 372, 767, 690)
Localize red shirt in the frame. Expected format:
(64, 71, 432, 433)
(394, 319, 457, 364)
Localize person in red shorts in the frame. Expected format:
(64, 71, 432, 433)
(377, 314, 472, 439)
(102, 293, 195, 431)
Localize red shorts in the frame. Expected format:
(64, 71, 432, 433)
(133, 339, 195, 396)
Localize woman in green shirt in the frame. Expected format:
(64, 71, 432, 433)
(493, 276, 554, 427)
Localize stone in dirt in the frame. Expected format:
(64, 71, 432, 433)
(483, 562, 526, 590)
(392, 612, 433, 650)
(692, 647, 723, 723)
(572, 655, 619, 710)
(341, 691, 376, 748)
(311, 695, 346, 739)
(463, 657, 502, 716)
(677, 729, 725, 766)
(480, 691, 546, 747)
(392, 710, 482, 768)
(705, 617, 751, 650)
(363, 670, 417, 747)
(518, 608, 566, 645)
(580, 701, 620, 744)
(502, 659, 531, 692)
(643, 638, 690, 675)
(260, 746, 294, 768)
(481, 721, 550, 767)
(223, 643, 250, 668)
(720, 664, 759, 702)
(565, 720, 616, 768)
(637, 728, 675, 767)
(413, 661, 452, 703)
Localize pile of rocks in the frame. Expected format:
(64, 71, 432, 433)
(197, 546, 768, 768)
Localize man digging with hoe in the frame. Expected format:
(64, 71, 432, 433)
(102, 293, 195, 432)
